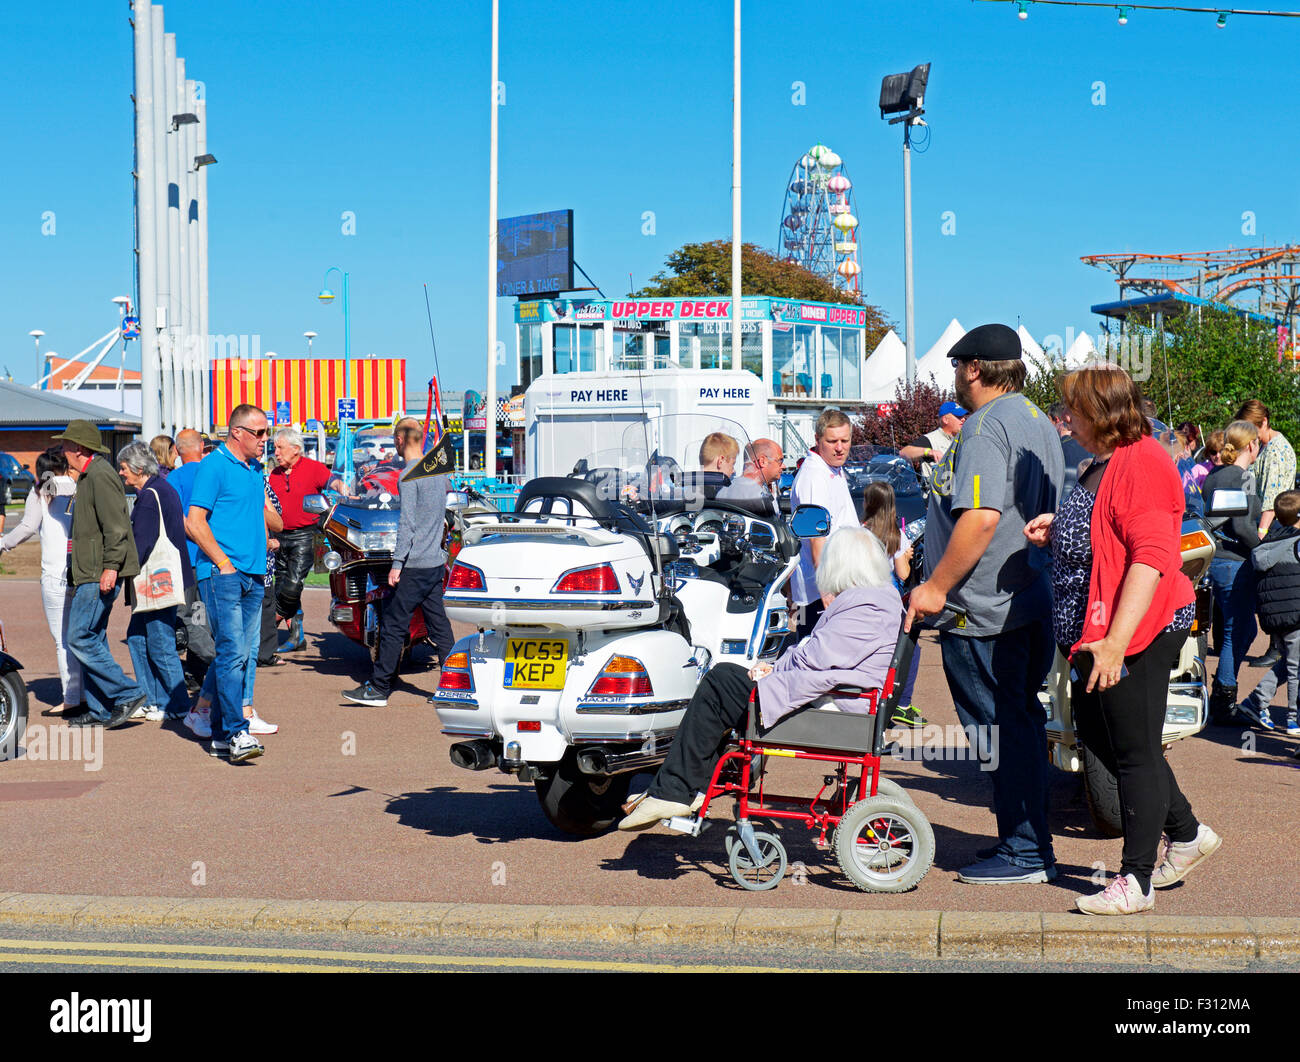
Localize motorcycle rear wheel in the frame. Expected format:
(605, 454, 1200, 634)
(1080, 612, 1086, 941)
(0, 669, 29, 762)
(534, 751, 633, 837)
(1081, 744, 1123, 838)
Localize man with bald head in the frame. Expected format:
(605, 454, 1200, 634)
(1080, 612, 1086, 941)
(717, 438, 783, 516)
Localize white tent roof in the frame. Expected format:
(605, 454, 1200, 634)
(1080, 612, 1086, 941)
(913, 318, 965, 392)
(1018, 325, 1053, 373)
(861, 329, 906, 403)
(1064, 330, 1097, 369)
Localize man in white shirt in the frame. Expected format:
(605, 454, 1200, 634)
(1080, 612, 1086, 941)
(789, 409, 858, 637)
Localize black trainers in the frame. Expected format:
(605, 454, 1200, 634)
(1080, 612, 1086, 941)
(106, 695, 147, 729)
(890, 704, 927, 728)
(343, 683, 388, 707)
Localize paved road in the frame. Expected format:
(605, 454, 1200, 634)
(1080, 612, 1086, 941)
(1, 577, 1296, 918)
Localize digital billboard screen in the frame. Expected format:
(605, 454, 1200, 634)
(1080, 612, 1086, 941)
(497, 209, 574, 297)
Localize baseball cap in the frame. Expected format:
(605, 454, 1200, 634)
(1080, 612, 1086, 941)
(939, 401, 969, 418)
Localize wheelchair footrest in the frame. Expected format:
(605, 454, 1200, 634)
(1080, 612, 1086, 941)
(665, 815, 707, 837)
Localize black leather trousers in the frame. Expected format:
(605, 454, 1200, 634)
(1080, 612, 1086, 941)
(274, 528, 316, 621)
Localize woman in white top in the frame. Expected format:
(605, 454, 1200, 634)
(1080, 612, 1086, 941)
(0, 447, 83, 712)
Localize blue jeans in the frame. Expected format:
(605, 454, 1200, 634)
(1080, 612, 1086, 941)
(126, 605, 189, 717)
(66, 582, 146, 722)
(939, 622, 1056, 870)
(197, 572, 262, 742)
(1208, 557, 1257, 688)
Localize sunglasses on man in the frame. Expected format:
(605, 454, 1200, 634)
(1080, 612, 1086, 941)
(232, 425, 269, 439)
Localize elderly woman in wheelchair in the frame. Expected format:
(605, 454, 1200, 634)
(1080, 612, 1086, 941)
(619, 526, 904, 831)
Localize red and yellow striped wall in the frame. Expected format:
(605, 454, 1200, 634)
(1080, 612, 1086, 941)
(210, 358, 406, 427)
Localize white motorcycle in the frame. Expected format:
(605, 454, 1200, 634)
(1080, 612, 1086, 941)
(432, 415, 829, 835)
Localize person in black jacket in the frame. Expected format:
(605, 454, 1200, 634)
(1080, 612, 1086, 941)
(1236, 490, 1300, 735)
(1202, 420, 1263, 722)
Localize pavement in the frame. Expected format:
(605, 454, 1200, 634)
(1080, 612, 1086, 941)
(2, 547, 1299, 966)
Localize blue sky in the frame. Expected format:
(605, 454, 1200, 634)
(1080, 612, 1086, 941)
(3, 0, 1298, 392)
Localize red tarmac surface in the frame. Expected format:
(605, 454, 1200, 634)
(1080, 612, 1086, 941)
(1, 577, 1296, 916)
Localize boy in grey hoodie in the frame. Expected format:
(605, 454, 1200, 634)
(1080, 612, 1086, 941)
(1237, 490, 1300, 735)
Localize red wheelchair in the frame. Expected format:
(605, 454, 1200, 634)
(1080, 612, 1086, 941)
(661, 622, 934, 893)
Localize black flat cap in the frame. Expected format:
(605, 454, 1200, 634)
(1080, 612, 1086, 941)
(949, 323, 1022, 362)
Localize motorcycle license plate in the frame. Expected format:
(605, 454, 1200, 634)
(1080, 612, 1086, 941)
(504, 638, 567, 690)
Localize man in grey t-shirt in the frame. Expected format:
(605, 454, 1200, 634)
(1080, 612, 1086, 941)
(907, 323, 1063, 886)
(343, 418, 456, 707)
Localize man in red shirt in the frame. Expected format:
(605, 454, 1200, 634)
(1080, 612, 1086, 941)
(268, 427, 336, 652)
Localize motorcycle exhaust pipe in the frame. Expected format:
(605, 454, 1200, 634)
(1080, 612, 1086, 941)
(449, 740, 498, 772)
(576, 742, 672, 777)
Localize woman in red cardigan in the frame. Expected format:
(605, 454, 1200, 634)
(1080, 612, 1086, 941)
(1024, 366, 1221, 915)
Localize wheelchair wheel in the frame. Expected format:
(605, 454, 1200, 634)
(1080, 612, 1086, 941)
(727, 830, 787, 891)
(870, 777, 916, 806)
(834, 796, 934, 893)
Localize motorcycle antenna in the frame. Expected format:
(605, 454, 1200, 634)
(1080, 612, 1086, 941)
(422, 284, 445, 383)
(633, 359, 664, 585)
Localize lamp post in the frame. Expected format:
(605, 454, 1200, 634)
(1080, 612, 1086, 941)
(318, 268, 350, 400)
(112, 296, 132, 413)
(879, 63, 931, 387)
(28, 330, 45, 388)
(303, 331, 317, 357)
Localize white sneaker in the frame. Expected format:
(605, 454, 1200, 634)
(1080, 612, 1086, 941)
(1076, 873, 1155, 915)
(130, 703, 164, 721)
(228, 731, 264, 763)
(246, 709, 278, 736)
(184, 708, 212, 739)
(1151, 824, 1222, 888)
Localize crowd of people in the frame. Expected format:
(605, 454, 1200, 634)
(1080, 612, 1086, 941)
(623, 322, 1298, 916)
(1, 404, 453, 765)
(3, 330, 1295, 913)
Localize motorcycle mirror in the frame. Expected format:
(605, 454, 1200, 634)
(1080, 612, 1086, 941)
(302, 493, 332, 515)
(790, 504, 832, 539)
(445, 491, 470, 511)
(1206, 489, 1249, 518)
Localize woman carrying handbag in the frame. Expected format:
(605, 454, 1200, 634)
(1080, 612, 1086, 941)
(117, 441, 194, 721)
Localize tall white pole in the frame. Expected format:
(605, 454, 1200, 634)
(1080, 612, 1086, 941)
(133, 0, 161, 437)
(170, 49, 187, 433)
(731, 0, 741, 371)
(185, 77, 200, 430)
(196, 92, 210, 432)
(903, 122, 916, 386)
(485, 0, 499, 479)
(158, 28, 177, 434)
(150, 7, 171, 435)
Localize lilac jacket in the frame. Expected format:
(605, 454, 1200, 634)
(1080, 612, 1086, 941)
(755, 585, 904, 728)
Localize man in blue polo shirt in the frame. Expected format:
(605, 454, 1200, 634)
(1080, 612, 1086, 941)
(184, 405, 270, 763)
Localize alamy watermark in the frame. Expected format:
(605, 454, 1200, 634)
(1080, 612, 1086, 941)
(889, 722, 1000, 772)
(3, 724, 102, 771)
(1039, 327, 1153, 381)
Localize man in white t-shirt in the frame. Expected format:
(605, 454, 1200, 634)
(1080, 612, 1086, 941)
(789, 409, 858, 637)
(900, 401, 967, 485)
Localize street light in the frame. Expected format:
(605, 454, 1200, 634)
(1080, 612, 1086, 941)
(112, 296, 132, 412)
(29, 330, 45, 388)
(303, 331, 317, 356)
(317, 268, 350, 400)
(880, 62, 931, 387)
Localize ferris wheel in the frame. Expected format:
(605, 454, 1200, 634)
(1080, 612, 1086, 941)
(776, 144, 861, 292)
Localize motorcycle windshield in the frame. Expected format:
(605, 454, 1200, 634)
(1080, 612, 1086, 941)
(620, 414, 759, 513)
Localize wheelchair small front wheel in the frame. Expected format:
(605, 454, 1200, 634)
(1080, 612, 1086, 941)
(727, 830, 787, 891)
(834, 796, 934, 893)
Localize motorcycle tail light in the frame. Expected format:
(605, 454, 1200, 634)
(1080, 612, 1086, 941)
(437, 650, 475, 693)
(553, 564, 619, 594)
(588, 655, 653, 697)
(446, 562, 486, 591)
(517, 720, 541, 732)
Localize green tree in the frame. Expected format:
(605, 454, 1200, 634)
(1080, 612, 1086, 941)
(852, 376, 955, 450)
(634, 240, 892, 353)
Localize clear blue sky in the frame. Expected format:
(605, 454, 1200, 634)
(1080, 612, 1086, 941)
(3, 0, 1297, 391)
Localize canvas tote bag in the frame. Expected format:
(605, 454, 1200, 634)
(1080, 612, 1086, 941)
(132, 488, 186, 612)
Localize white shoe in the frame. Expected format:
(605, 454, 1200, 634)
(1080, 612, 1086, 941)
(618, 795, 693, 831)
(228, 731, 264, 763)
(1152, 824, 1222, 888)
(131, 703, 164, 721)
(184, 708, 212, 739)
(246, 709, 278, 736)
(1076, 873, 1155, 916)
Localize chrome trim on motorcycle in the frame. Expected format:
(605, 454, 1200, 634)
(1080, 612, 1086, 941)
(574, 698, 690, 716)
(443, 596, 656, 611)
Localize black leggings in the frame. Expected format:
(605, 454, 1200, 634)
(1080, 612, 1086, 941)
(1071, 628, 1200, 887)
(651, 663, 755, 805)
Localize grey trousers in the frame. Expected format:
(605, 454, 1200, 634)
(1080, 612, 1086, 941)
(1242, 627, 1300, 722)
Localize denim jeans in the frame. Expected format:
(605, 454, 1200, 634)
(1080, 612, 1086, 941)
(66, 581, 146, 722)
(197, 572, 262, 742)
(1241, 626, 1300, 723)
(939, 621, 1056, 870)
(1208, 557, 1257, 688)
(126, 605, 189, 717)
